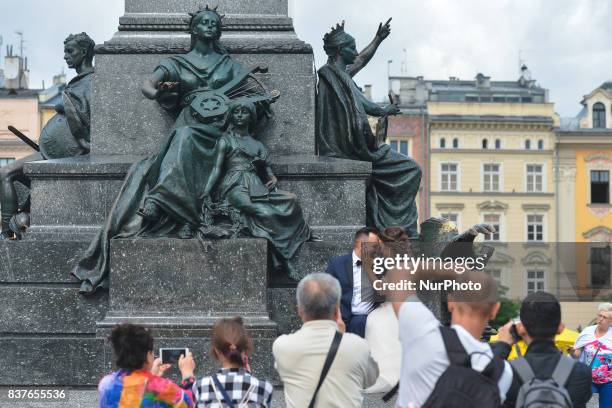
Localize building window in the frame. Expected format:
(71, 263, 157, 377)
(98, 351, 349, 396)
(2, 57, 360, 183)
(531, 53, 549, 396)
(526, 164, 544, 192)
(537, 139, 544, 150)
(486, 269, 502, 285)
(390, 139, 409, 156)
(0, 158, 15, 167)
(440, 138, 446, 148)
(440, 212, 459, 229)
(590, 246, 611, 288)
(483, 163, 501, 192)
(482, 139, 488, 149)
(525, 139, 531, 150)
(483, 214, 501, 241)
(495, 139, 501, 149)
(526, 214, 544, 242)
(593, 102, 606, 128)
(526, 269, 545, 293)
(440, 163, 459, 192)
(591, 170, 610, 204)
(452, 138, 459, 148)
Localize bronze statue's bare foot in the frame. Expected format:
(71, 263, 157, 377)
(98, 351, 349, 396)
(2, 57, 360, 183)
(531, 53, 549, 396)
(137, 200, 161, 221)
(177, 224, 194, 239)
(0, 230, 15, 240)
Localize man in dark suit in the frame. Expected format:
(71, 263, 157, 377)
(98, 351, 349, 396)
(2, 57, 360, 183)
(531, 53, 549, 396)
(325, 227, 381, 337)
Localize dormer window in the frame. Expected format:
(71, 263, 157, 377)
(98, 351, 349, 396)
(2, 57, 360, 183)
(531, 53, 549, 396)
(525, 139, 531, 150)
(452, 138, 459, 148)
(482, 139, 488, 149)
(537, 139, 544, 150)
(495, 139, 501, 149)
(440, 138, 446, 148)
(593, 102, 606, 128)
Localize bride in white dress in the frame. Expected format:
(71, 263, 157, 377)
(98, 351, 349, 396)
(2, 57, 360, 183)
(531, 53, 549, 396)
(363, 227, 407, 394)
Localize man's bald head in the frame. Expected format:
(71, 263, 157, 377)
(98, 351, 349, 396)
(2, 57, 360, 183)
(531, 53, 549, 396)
(296, 273, 341, 321)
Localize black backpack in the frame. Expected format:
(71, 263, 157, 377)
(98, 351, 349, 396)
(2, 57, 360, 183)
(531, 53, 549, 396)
(423, 326, 505, 408)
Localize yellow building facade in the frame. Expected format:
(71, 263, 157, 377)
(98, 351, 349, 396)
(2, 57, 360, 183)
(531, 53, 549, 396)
(556, 82, 612, 327)
(429, 100, 559, 300)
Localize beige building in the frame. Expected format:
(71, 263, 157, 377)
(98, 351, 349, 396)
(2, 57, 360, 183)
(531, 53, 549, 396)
(393, 69, 559, 300)
(0, 89, 41, 163)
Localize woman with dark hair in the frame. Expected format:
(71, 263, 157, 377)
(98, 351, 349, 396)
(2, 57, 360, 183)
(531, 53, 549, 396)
(98, 323, 196, 408)
(193, 317, 273, 407)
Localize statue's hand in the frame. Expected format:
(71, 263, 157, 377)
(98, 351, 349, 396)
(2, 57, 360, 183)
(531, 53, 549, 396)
(265, 176, 278, 190)
(384, 104, 400, 116)
(54, 103, 65, 114)
(455, 223, 496, 242)
(376, 18, 392, 41)
(156, 81, 179, 96)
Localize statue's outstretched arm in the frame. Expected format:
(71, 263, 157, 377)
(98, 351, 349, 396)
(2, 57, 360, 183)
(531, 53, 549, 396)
(202, 138, 229, 199)
(141, 70, 176, 100)
(347, 18, 392, 78)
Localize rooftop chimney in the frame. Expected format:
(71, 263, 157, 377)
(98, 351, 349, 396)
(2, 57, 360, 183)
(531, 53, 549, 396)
(364, 84, 373, 101)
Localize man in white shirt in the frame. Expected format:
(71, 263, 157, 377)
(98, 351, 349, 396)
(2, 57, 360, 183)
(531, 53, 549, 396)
(273, 273, 379, 408)
(325, 227, 380, 337)
(391, 269, 513, 407)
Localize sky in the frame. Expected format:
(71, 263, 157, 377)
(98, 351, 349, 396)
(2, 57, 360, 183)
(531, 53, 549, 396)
(1, 0, 611, 117)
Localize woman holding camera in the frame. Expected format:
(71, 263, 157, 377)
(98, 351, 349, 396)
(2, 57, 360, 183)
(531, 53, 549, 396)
(98, 323, 196, 408)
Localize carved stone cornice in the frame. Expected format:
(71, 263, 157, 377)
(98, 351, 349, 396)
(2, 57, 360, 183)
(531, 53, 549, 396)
(583, 226, 612, 241)
(521, 204, 551, 211)
(477, 200, 509, 212)
(435, 203, 465, 211)
(95, 41, 312, 55)
(522, 251, 552, 266)
(117, 15, 295, 32)
(584, 153, 612, 167)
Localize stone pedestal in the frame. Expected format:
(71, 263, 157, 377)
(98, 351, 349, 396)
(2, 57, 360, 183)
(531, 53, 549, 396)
(98, 238, 278, 378)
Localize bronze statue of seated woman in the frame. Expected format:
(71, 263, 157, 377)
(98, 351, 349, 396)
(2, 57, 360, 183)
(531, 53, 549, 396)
(72, 6, 307, 294)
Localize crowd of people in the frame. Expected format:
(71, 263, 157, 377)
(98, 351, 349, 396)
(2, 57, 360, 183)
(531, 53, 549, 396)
(97, 227, 612, 408)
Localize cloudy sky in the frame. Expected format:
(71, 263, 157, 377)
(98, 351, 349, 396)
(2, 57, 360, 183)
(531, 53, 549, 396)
(2, 0, 611, 117)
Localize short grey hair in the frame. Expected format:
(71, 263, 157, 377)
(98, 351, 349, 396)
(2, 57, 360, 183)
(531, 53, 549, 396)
(296, 273, 341, 320)
(599, 303, 612, 313)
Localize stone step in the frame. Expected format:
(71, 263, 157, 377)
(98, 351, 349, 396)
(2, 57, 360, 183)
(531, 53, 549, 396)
(0, 287, 107, 334)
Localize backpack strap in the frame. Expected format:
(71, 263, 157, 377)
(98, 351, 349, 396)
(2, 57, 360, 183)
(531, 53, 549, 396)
(551, 355, 575, 387)
(481, 355, 505, 383)
(439, 326, 471, 367)
(308, 331, 343, 408)
(211, 375, 236, 408)
(510, 357, 536, 384)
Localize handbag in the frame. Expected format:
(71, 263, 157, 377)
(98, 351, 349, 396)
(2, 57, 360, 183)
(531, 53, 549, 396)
(211, 374, 256, 408)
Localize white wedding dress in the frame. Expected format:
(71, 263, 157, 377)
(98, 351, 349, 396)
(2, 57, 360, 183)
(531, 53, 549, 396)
(364, 302, 402, 394)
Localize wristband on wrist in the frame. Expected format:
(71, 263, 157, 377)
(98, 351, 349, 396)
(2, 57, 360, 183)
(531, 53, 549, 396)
(180, 375, 195, 389)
